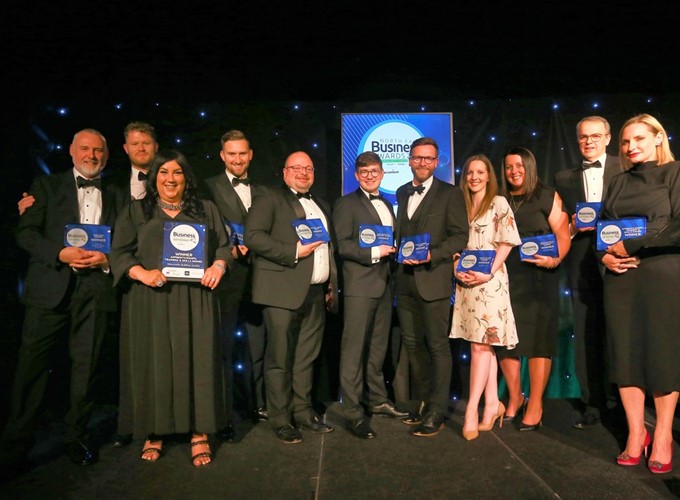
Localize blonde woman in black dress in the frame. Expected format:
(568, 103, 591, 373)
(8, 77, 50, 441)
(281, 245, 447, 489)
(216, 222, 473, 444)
(600, 114, 680, 474)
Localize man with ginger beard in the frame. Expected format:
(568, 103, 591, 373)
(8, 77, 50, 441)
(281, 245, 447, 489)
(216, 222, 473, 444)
(204, 130, 267, 440)
(394, 137, 468, 437)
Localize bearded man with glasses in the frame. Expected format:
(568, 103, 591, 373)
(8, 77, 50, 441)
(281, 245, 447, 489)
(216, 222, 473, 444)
(394, 137, 468, 437)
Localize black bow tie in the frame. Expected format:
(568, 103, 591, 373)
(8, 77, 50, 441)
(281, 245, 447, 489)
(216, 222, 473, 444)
(232, 177, 251, 186)
(137, 171, 148, 181)
(582, 160, 602, 170)
(406, 184, 425, 196)
(369, 194, 382, 201)
(296, 191, 312, 199)
(77, 176, 101, 189)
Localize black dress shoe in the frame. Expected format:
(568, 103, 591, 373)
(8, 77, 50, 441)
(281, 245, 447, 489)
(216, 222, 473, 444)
(111, 433, 132, 448)
(64, 440, 98, 466)
(273, 424, 303, 444)
(217, 421, 236, 442)
(370, 402, 409, 418)
(346, 418, 376, 439)
(411, 411, 445, 437)
(254, 407, 268, 421)
(402, 401, 427, 426)
(572, 413, 600, 429)
(298, 415, 334, 434)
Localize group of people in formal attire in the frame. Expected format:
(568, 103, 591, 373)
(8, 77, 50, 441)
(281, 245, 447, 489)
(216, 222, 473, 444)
(3, 113, 679, 476)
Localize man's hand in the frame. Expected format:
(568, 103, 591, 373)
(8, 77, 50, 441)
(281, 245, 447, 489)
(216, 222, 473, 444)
(59, 247, 109, 269)
(18, 192, 35, 216)
(297, 240, 323, 259)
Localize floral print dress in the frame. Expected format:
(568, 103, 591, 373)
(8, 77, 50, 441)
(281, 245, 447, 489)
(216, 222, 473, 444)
(450, 196, 521, 347)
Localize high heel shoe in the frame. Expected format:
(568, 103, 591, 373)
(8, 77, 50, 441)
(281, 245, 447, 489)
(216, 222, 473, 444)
(479, 402, 505, 431)
(462, 428, 479, 441)
(648, 459, 673, 474)
(647, 440, 672, 474)
(519, 420, 542, 432)
(502, 396, 526, 423)
(616, 431, 651, 466)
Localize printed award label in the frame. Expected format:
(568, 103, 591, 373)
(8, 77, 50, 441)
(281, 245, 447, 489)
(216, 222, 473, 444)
(161, 221, 207, 281)
(574, 202, 602, 229)
(292, 218, 331, 244)
(519, 233, 559, 261)
(397, 233, 431, 263)
(596, 217, 646, 251)
(358, 224, 393, 248)
(456, 249, 496, 274)
(225, 221, 245, 245)
(64, 224, 111, 253)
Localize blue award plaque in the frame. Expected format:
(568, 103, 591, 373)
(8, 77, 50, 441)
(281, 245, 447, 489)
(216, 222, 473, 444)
(359, 224, 393, 248)
(64, 224, 111, 253)
(596, 217, 647, 251)
(161, 221, 207, 281)
(292, 218, 331, 243)
(456, 249, 496, 274)
(574, 202, 602, 229)
(397, 233, 431, 263)
(225, 221, 245, 245)
(519, 233, 559, 261)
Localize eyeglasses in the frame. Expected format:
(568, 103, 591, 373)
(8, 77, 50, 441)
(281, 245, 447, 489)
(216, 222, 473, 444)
(409, 155, 438, 164)
(286, 165, 315, 173)
(577, 133, 606, 143)
(357, 169, 382, 178)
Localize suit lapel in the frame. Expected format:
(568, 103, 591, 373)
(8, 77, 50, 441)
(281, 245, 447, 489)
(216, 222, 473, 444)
(283, 187, 307, 220)
(63, 172, 80, 221)
(217, 175, 248, 217)
(356, 189, 383, 225)
(413, 178, 438, 231)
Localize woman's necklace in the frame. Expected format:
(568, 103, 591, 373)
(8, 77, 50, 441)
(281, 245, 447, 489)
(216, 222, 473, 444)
(509, 193, 524, 214)
(158, 199, 184, 211)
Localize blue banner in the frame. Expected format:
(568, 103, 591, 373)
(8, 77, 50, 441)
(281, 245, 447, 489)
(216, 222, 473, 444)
(358, 224, 393, 248)
(519, 233, 559, 260)
(292, 218, 331, 244)
(596, 217, 646, 251)
(397, 233, 431, 263)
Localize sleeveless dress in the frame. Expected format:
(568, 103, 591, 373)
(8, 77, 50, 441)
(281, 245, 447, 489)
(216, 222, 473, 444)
(502, 185, 562, 358)
(450, 196, 521, 347)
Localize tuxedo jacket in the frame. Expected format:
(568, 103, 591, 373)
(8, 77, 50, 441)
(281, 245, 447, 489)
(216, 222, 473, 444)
(203, 173, 262, 299)
(554, 154, 622, 287)
(244, 184, 338, 312)
(16, 169, 124, 310)
(332, 188, 394, 299)
(103, 165, 136, 202)
(395, 177, 468, 301)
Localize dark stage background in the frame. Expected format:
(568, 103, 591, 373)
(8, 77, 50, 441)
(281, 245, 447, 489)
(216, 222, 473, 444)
(3, 92, 680, 428)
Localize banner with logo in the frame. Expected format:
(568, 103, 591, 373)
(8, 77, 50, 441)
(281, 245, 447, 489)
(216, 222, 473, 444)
(341, 113, 454, 211)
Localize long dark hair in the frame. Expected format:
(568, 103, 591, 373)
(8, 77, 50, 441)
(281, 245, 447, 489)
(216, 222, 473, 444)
(142, 149, 206, 221)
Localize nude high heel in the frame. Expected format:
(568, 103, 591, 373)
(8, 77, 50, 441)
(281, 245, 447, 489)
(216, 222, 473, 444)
(479, 402, 506, 431)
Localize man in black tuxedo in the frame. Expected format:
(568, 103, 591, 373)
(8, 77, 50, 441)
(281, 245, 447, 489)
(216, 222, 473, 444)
(394, 137, 468, 437)
(1, 129, 124, 467)
(333, 151, 406, 439)
(554, 116, 621, 429)
(244, 151, 338, 444)
(204, 130, 267, 439)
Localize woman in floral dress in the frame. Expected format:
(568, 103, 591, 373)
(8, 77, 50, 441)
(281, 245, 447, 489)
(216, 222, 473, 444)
(450, 154, 521, 440)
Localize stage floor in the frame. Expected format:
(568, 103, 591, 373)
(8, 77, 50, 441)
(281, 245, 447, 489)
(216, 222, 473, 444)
(2, 397, 679, 499)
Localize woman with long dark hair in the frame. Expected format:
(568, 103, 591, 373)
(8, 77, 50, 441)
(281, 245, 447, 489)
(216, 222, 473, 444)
(110, 150, 232, 467)
(498, 147, 570, 430)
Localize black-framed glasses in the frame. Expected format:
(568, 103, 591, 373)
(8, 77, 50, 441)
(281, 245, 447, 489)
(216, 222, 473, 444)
(357, 168, 382, 178)
(286, 165, 315, 173)
(577, 134, 605, 143)
(409, 155, 438, 164)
